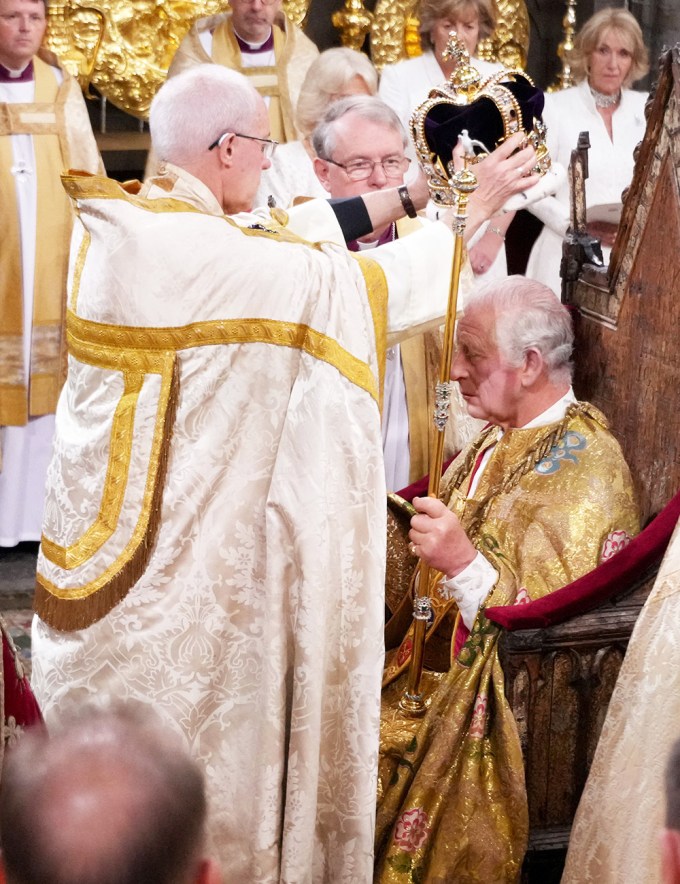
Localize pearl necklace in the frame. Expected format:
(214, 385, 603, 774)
(590, 85, 621, 109)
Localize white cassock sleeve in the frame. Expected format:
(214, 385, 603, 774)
(367, 221, 455, 345)
(438, 551, 499, 629)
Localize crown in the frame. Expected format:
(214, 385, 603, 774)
(410, 33, 551, 206)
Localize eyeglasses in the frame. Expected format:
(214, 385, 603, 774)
(323, 156, 410, 181)
(208, 132, 279, 159)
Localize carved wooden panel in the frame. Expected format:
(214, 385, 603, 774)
(501, 567, 657, 844)
(565, 49, 680, 523)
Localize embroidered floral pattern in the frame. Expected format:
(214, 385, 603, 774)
(397, 638, 413, 667)
(514, 586, 530, 605)
(535, 431, 587, 475)
(3, 717, 23, 749)
(469, 692, 488, 739)
(394, 807, 430, 852)
(600, 529, 633, 562)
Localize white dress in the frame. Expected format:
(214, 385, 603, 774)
(526, 79, 647, 296)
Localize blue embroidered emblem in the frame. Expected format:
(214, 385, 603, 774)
(534, 431, 587, 475)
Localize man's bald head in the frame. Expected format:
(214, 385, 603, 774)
(0, 706, 212, 884)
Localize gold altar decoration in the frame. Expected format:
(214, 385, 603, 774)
(332, 0, 373, 52)
(367, 0, 529, 72)
(44, 0, 311, 120)
(548, 0, 577, 91)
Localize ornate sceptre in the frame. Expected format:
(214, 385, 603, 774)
(397, 34, 551, 717)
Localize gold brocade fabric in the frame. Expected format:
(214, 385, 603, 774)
(376, 402, 640, 883)
(0, 56, 100, 425)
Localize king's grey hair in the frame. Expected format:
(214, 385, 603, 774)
(150, 64, 261, 166)
(466, 275, 574, 384)
(311, 95, 408, 161)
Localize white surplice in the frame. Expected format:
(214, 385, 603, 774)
(31, 166, 455, 882)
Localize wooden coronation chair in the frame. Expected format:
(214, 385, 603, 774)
(483, 44, 680, 873)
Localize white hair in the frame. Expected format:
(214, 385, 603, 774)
(311, 95, 407, 160)
(295, 48, 379, 139)
(467, 275, 574, 384)
(149, 65, 261, 166)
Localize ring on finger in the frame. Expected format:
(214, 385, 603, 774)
(409, 542, 417, 556)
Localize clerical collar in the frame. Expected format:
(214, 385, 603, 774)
(347, 222, 396, 252)
(233, 29, 274, 53)
(0, 60, 34, 83)
(519, 387, 577, 430)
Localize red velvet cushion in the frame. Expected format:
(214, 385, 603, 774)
(485, 488, 680, 630)
(3, 632, 43, 731)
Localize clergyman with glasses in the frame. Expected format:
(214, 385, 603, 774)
(313, 95, 476, 489)
(30, 64, 539, 882)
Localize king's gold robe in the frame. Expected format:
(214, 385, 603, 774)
(376, 402, 640, 883)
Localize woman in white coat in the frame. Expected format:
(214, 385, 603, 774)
(526, 7, 649, 296)
(379, 0, 510, 279)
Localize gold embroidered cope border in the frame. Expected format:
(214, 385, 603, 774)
(37, 177, 388, 630)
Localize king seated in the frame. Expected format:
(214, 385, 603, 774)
(376, 275, 640, 883)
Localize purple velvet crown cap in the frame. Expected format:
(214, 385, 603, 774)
(423, 74, 546, 166)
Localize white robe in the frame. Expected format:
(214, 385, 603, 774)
(0, 59, 101, 546)
(31, 166, 456, 882)
(0, 69, 61, 545)
(254, 139, 328, 210)
(526, 79, 647, 296)
(562, 516, 680, 884)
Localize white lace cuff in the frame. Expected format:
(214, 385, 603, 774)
(438, 552, 498, 630)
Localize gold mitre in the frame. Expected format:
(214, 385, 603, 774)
(410, 33, 551, 206)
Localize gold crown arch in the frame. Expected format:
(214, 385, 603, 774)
(44, 0, 311, 120)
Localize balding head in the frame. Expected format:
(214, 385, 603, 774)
(0, 706, 216, 884)
(150, 64, 261, 169)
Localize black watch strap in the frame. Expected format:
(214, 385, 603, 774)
(397, 184, 418, 219)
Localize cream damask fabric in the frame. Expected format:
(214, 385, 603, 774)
(562, 518, 680, 884)
(31, 166, 456, 882)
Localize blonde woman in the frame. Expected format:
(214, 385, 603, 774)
(379, 0, 500, 137)
(255, 47, 378, 207)
(526, 7, 649, 296)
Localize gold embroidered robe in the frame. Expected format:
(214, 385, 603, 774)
(376, 402, 640, 883)
(167, 12, 318, 143)
(31, 165, 457, 882)
(0, 51, 101, 426)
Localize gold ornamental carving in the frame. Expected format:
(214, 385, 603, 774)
(367, 0, 529, 71)
(332, 0, 373, 52)
(44, 0, 310, 120)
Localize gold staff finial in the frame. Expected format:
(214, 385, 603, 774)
(548, 0, 578, 92)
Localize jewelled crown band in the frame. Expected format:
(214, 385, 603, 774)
(410, 33, 552, 207)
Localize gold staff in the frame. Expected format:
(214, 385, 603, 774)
(396, 32, 551, 716)
(398, 146, 477, 716)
